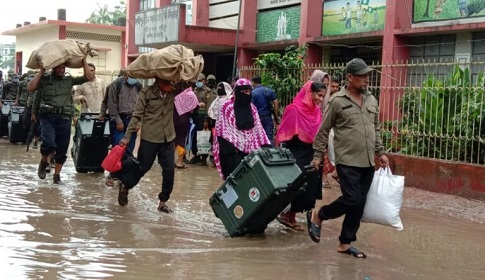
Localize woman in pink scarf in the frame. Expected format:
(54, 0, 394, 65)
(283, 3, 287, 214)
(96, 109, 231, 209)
(275, 81, 327, 230)
(213, 78, 270, 179)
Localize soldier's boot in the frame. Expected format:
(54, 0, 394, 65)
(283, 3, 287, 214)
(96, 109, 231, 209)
(53, 174, 63, 185)
(38, 160, 48, 179)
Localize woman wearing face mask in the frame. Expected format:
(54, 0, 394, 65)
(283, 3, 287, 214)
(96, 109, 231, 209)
(212, 78, 270, 179)
(274, 81, 326, 230)
(208, 82, 232, 121)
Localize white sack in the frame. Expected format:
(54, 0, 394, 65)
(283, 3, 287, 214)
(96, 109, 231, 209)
(362, 167, 405, 230)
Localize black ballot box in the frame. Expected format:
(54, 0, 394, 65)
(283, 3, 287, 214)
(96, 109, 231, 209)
(0, 100, 14, 138)
(72, 113, 110, 173)
(8, 106, 28, 144)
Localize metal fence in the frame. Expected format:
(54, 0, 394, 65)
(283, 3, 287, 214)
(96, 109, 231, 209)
(240, 60, 485, 165)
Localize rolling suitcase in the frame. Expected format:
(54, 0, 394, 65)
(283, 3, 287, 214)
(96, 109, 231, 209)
(8, 106, 28, 144)
(0, 100, 13, 138)
(71, 112, 110, 173)
(209, 148, 311, 237)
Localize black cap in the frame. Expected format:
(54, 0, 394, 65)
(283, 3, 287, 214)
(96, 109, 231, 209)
(251, 75, 261, 84)
(345, 58, 374, 75)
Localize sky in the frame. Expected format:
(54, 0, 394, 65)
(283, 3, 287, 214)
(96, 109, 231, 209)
(0, 0, 123, 44)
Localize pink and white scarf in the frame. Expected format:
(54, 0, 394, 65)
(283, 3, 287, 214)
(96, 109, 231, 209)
(213, 98, 270, 179)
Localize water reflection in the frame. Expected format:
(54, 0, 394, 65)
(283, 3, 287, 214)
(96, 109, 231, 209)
(0, 141, 484, 279)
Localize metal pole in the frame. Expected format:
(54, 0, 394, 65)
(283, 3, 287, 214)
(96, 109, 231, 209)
(232, 0, 243, 79)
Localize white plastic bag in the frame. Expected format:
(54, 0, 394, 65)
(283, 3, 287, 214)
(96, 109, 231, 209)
(328, 129, 335, 165)
(362, 167, 405, 230)
(197, 130, 212, 155)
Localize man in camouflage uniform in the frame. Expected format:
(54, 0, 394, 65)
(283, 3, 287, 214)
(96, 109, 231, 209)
(22, 71, 41, 149)
(28, 58, 92, 184)
(2, 74, 20, 101)
(16, 71, 34, 106)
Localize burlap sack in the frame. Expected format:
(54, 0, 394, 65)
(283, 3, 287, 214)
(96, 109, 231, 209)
(126, 44, 204, 81)
(26, 39, 99, 70)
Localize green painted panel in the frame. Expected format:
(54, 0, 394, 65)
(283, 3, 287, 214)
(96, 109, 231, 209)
(322, 0, 386, 36)
(257, 6, 301, 43)
(413, 0, 485, 23)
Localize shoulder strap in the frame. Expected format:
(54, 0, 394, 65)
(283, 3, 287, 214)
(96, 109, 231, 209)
(115, 77, 123, 96)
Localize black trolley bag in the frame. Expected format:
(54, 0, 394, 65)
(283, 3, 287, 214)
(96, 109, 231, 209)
(8, 105, 28, 143)
(209, 147, 313, 237)
(0, 100, 14, 138)
(71, 112, 110, 173)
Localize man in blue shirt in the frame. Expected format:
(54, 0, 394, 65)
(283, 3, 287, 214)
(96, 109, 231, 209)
(251, 76, 279, 145)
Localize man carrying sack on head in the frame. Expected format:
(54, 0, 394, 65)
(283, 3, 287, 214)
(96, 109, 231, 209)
(115, 44, 204, 213)
(28, 58, 93, 184)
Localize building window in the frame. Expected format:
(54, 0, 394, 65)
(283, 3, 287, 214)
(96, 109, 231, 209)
(140, 0, 155, 11)
(87, 51, 107, 71)
(407, 34, 456, 86)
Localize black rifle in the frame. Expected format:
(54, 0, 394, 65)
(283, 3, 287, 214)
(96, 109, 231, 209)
(25, 123, 35, 152)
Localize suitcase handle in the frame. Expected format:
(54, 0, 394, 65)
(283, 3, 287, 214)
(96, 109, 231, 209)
(259, 147, 296, 166)
(229, 159, 248, 180)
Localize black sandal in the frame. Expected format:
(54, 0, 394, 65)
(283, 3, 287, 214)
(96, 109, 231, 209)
(338, 247, 367, 258)
(306, 211, 321, 243)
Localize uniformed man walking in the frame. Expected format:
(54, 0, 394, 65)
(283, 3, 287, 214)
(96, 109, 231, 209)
(28, 59, 92, 184)
(119, 78, 175, 213)
(16, 71, 34, 106)
(188, 73, 216, 165)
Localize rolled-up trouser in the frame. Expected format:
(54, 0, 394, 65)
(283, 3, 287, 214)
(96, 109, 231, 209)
(137, 139, 175, 202)
(39, 113, 71, 164)
(317, 164, 375, 244)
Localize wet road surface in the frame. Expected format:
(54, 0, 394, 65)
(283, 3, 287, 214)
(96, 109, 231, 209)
(1, 140, 484, 280)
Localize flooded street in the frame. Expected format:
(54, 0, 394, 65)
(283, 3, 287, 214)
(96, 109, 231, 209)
(1, 140, 484, 280)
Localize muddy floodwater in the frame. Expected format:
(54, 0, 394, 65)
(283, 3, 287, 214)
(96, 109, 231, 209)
(1, 141, 484, 280)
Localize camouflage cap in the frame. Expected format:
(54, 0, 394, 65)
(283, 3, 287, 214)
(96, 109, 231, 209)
(207, 74, 216, 81)
(197, 73, 206, 81)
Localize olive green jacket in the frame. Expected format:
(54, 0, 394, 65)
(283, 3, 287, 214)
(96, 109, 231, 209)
(33, 74, 88, 116)
(313, 87, 385, 167)
(124, 84, 175, 144)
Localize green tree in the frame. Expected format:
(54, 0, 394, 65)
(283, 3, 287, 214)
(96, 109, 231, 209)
(86, 1, 126, 25)
(253, 45, 307, 108)
(0, 50, 15, 70)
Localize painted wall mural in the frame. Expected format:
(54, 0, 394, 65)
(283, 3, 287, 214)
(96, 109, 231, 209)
(413, 0, 485, 24)
(322, 0, 386, 36)
(256, 6, 301, 43)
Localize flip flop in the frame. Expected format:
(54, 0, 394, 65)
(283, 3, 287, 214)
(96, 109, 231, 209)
(157, 204, 173, 214)
(338, 247, 367, 258)
(276, 216, 305, 231)
(175, 164, 187, 169)
(306, 211, 321, 243)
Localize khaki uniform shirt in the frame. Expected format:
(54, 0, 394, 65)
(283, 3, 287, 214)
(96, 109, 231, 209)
(74, 77, 106, 113)
(124, 84, 175, 144)
(313, 87, 384, 167)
